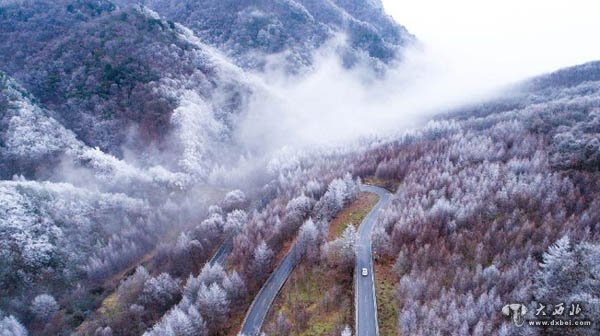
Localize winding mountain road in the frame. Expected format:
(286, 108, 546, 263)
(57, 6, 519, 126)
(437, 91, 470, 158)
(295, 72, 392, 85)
(240, 243, 301, 336)
(239, 184, 391, 336)
(355, 185, 392, 336)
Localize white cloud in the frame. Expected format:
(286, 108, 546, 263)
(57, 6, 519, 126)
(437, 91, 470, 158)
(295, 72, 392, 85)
(236, 41, 504, 153)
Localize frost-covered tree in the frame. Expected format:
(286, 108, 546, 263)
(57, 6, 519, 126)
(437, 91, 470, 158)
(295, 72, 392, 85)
(535, 237, 600, 332)
(145, 305, 207, 336)
(314, 176, 358, 220)
(328, 179, 349, 211)
(0, 179, 152, 307)
(338, 224, 357, 265)
(0, 315, 28, 336)
(250, 241, 274, 283)
(279, 194, 314, 239)
(323, 225, 357, 271)
(169, 232, 205, 275)
(535, 236, 575, 300)
(94, 327, 113, 336)
(208, 205, 222, 215)
(224, 209, 248, 234)
(117, 266, 151, 308)
(198, 263, 227, 287)
(222, 190, 247, 211)
(196, 212, 224, 240)
(182, 274, 201, 303)
(297, 218, 319, 262)
(140, 273, 181, 312)
(196, 283, 229, 332)
(372, 224, 392, 258)
(31, 294, 58, 322)
(223, 271, 247, 305)
(304, 180, 324, 199)
(285, 195, 313, 222)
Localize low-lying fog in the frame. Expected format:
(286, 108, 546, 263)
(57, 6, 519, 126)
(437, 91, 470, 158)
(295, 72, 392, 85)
(237, 39, 509, 154)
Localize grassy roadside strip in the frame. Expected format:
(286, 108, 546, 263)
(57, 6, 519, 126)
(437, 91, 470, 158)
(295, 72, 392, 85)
(329, 192, 379, 238)
(373, 257, 398, 336)
(261, 192, 380, 336)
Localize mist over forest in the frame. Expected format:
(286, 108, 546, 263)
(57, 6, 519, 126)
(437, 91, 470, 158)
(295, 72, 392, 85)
(0, 1, 599, 336)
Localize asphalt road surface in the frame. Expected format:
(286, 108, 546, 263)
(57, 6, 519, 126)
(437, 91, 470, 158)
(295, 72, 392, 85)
(240, 243, 301, 336)
(239, 184, 391, 336)
(208, 235, 233, 266)
(356, 184, 392, 336)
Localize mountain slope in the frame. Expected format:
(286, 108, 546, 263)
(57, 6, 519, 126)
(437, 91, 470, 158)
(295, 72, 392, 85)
(0, 0, 414, 181)
(450, 61, 600, 172)
(0, 72, 81, 178)
(133, 0, 414, 71)
(362, 60, 600, 336)
(0, 0, 251, 165)
(0, 1, 419, 335)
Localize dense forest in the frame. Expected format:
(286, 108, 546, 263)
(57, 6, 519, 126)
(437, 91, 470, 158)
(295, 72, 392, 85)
(1, 0, 599, 335)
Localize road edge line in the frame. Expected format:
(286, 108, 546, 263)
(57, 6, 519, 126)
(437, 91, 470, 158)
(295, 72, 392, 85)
(240, 244, 299, 336)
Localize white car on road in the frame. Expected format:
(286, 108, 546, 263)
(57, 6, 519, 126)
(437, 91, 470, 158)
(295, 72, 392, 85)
(361, 267, 368, 276)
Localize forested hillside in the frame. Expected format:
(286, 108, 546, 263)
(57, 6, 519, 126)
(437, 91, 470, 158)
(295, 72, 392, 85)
(0, 0, 598, 335)
(361, 62, 600, 335)
(0, 0, 413, 334)
(125, 0, 413, 71)
(0, 0, 251, 168)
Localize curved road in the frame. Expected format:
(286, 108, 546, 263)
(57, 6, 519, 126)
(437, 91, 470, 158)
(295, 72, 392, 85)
(239, 184, 391, 336)
(356, 185, 392, 336)
(240, 243, 301, 336)
(208, 235, 233, 266)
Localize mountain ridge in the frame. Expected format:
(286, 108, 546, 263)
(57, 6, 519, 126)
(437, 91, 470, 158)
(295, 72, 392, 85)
(122, 0, 415, 71)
